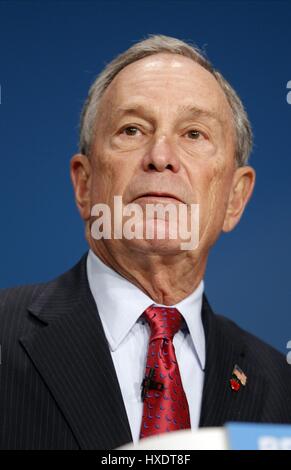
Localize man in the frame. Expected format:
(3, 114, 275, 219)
(0, 35, 290, 450)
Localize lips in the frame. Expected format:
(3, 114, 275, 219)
(134, 192, 183, 203)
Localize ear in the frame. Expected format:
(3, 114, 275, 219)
(70, 154, 92, 220)
(222, 165, 256, 232)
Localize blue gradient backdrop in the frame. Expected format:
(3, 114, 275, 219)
(0, 0, 290, 353)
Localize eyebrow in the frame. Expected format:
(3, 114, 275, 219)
(114, 103, 225, 128)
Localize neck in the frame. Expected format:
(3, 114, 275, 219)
(88, 239, 207, 305)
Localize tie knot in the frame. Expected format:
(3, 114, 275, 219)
(143, 305, 182, 341)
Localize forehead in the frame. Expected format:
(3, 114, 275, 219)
(100, 53, 233, 123)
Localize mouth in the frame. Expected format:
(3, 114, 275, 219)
(133, 192, 184, 203)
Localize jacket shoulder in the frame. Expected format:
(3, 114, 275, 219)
(0, 253, 88, 337)
(0, 282, 47, 333)
(0, 282, 47, 311)
(0, 253, 88, 319)
(216, 312, 291, 382)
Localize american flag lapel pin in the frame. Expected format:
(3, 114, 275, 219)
(230, 364, 247, 392)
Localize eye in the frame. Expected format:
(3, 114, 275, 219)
(186, 129, 203, 140)
(121, 126, 141, 136)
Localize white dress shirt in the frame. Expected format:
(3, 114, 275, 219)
(86, 249, 205, 444)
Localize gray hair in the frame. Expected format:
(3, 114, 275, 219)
(79, 34, 253, 166)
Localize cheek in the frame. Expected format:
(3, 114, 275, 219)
(90, 149, 135, 203)
(197, 159, 233, 229)
(88, 148, 115, 205)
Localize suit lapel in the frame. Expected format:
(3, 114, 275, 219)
(199, 295, 267, 427)
(19, 253, 267, 446)
(19, 253, 133, 450)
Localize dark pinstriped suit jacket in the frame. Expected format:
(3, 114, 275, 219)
(0, 252, 291, 449)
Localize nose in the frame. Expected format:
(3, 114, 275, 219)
(142, 135, 180, 173)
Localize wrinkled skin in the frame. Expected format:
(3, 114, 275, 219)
(71, 53, 255, 304)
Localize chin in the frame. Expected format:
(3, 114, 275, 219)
(123, 237, 185, 255)
(122, 219, 187, 254)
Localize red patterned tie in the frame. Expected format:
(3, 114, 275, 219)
(139, 305, 191, 439)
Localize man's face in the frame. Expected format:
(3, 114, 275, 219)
(78, 53, 252, 256)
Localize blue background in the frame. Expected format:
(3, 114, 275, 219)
(0, 0, 290, 353)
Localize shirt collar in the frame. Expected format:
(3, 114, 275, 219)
(86, 249, 205, 370)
